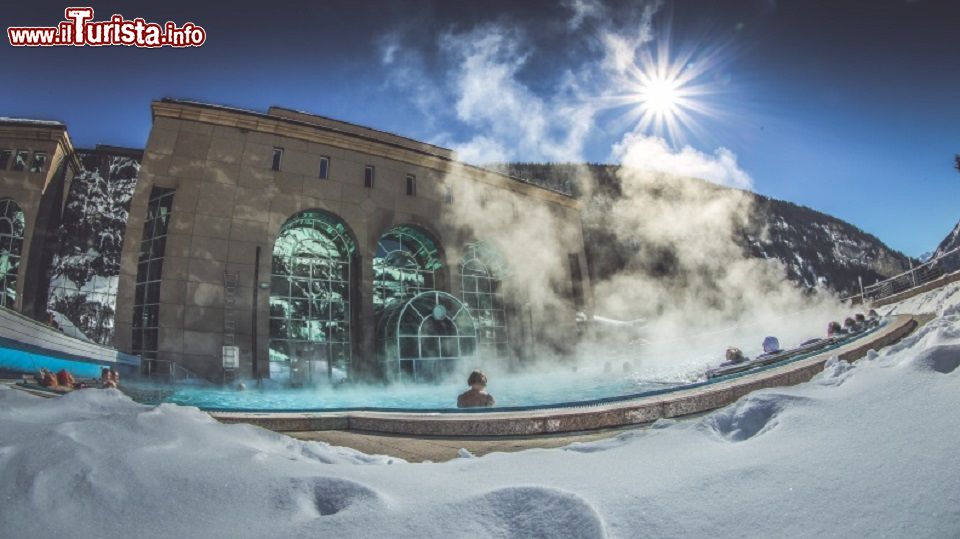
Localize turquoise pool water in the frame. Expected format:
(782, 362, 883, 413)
(126, 369, 684, 412)
(43, 321, 877, 413)
(127, 325, 883, 413)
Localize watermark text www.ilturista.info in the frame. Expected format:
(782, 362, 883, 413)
(8, 7, 206, 47)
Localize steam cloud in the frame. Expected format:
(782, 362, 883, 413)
(383, 0, 846, 379)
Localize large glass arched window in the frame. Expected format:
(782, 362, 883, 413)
(460, 241, 509, 359)
(0, 199, 25, 309)
(377, 291, 477, 382)
(373, 225, 443, 312)
(270, 210, 356, 384)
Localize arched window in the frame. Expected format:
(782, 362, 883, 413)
(377, 291, 477, 382)
(460, 241, 509, 359)
(269, 210, 356, 384)
(0, 199, 25, 309)
(372, 225, 443, 312)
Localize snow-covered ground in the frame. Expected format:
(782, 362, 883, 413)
(3, 286, 960, 538)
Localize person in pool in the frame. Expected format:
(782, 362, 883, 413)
(760, 336, 782, 357)
(843, 317, 859, 333)
(720, 347, 747, 367)
(827, 320, 846, 337)
(457, 370, 496, 408)
(854, 313, 867, 330)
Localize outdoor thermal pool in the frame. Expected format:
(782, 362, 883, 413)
(125, 368, 686, 412)
(124, 328, 876, 413)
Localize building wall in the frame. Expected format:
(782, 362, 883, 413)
(115, 100, 592, 380)
(0, 122, 76, 317)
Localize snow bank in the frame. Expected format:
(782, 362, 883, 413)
(2, 286, 960, 538)
(881, 281, 960, 317)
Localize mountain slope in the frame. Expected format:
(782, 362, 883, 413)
(928, 220, 960, 272)
(933, 220, 960, 259)
(499, 163, 912, 296)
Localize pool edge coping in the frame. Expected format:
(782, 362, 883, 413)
(210, 314, 923, 436)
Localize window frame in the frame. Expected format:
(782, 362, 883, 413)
(0, 199, 24, 309)
(271, 147, 284, 172)
(29, 151, 47, 173)
(364, 165, 375, 188)
(405, 174, 416, 196)
(132, 187, 175, 362)
(318, 156, 330, 179)
(12, 150, 29, 172)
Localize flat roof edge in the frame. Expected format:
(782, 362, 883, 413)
(154, 98, 577, 203)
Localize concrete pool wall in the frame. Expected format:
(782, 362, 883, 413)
(211, 314, 921, 436)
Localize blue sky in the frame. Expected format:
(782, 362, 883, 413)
(3, 0, 957, 257)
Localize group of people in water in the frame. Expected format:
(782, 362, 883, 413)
(34, 366, 120, 393)
(827, 310, 880, 337)
(720, 309, 881, 369)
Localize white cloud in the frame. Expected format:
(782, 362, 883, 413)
(433, 25, 594, 164)
(563, 0, 607, 30)
(613, 131, 754, 189)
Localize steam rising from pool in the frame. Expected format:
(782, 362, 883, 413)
(149, 368, 676, 411)
(377, 0, 850, 385)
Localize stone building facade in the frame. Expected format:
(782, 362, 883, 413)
(0, 120, 77, 320)
(0, 100, 592, 384)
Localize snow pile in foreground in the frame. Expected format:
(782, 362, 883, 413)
(2, 288, 960, 538)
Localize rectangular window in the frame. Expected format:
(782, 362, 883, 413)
(364, 165, 375, 188)
(318, 156, 330, 179)
(406, 174, 416, 196)
(29, 151, 47, 172)
(12, 150, 28, 171)
(568, 253, 584, 308)
(444, 186, 453, 205)
(133, 187, 175, 366)
(271, 147, 283, 171)
(0, 150, 11, 170)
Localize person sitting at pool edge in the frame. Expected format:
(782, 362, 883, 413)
(457, 370, 496, 408)
(37, 368, 58, 388)
(55, 368, 75, 388)
(101, 367, 119, 389)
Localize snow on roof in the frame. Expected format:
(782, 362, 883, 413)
(0, 117, 64, 127)
(159, 98, 263, 117)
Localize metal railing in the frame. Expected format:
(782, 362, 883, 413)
(142, 358, 207, 384)
(853, 246, 960, 304)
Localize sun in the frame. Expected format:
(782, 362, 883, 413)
(639, 77, 681, 116)
(625, 51, 708, 143)
(597, 33, 728, 145)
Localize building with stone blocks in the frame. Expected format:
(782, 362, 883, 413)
(0, 100, 592, 384)
(0, 119, 77, 321)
